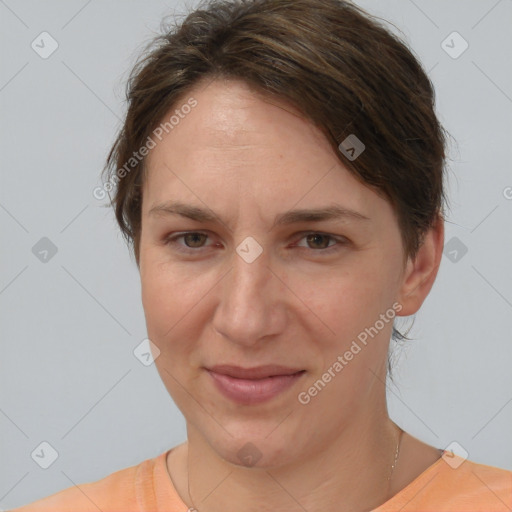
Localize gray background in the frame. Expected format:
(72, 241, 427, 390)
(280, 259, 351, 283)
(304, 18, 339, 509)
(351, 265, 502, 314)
(1, 0, 511, 508)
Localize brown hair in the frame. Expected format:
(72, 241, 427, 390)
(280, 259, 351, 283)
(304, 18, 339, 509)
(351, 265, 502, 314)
(103, 0, 447, 269)
(101, 0, 449, 363)
(104, 0, 445, 272)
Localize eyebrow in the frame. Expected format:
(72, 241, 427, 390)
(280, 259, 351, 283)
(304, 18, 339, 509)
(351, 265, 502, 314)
(148, 200, 370, 229)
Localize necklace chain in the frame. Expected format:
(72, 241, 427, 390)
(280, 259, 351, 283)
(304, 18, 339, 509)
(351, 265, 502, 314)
(388, 427, 403, 482)
(186, 426, 403, 510)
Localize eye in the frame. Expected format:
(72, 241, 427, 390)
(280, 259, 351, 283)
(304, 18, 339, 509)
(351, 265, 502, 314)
(294, 232, 348, 253)
(163, 232, 213, 253)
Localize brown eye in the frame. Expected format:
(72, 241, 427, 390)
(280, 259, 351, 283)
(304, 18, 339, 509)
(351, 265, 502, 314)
(182, 233, 208, 248)
(294, 232, 348, 254)
(163, 232, 213, 253)
(305, 233, 332, 249)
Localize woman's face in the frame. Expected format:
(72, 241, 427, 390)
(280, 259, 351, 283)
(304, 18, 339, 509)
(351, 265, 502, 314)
(139, 78, 410, 467)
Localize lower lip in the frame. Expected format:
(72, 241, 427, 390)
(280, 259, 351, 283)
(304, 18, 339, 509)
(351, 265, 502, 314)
(206, 369, 306, 405)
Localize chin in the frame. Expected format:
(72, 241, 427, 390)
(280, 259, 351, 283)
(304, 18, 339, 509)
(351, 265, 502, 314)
(205, 428, 302, 469)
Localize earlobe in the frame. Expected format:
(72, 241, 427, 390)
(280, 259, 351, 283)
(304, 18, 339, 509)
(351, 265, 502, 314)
(397, 215, 445, 316)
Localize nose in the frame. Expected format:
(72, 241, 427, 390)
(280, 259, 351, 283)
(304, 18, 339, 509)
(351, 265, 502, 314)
(211, 243, 285, 347)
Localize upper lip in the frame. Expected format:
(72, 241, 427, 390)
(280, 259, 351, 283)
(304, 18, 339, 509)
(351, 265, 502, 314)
(206, 365, 305, 380)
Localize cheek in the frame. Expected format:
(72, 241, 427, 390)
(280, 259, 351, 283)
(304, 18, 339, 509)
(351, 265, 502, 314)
(140, 248, 220, 363)
(294, 259, 400, 342)
(141, 242, 185, 313)
(292, 264, 399, 414)
(140, 249, 189, 349)
(140, 264, 200, 400)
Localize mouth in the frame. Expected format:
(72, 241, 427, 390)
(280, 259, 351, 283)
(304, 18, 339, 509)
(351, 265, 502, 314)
(204, 365, 306, 405)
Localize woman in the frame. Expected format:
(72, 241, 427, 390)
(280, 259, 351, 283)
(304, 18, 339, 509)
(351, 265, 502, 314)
(12, 0, 511, 510)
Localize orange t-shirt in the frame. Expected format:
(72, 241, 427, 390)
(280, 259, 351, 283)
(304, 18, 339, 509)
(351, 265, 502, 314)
(9, 448, 512, 511)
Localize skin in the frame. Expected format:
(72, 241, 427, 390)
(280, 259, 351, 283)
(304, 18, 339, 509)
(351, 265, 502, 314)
(138, 78, 445, 512)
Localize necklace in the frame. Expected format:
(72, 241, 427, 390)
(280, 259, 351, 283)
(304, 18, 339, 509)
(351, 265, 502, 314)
(186, 426, 403, 511)
(388, 426, 403, 483)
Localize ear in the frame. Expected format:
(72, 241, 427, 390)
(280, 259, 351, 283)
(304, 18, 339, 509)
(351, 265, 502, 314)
(396, 214, 444, 316)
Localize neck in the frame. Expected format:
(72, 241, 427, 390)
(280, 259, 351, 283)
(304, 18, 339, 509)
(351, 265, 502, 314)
(183, 405, 401, 512)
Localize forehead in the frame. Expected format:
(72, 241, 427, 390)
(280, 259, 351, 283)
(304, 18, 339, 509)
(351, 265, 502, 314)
(149, 79, 329, 158)
(142, 79, 392, 223)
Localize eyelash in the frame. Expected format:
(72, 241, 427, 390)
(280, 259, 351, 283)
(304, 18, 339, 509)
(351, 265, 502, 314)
(162, 231, 348, 255)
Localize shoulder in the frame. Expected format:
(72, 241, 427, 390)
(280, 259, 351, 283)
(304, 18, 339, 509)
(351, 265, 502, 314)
(381, 454, 512, 512)
(450, 457, 512, 508)
(8, 454, 159, 512)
